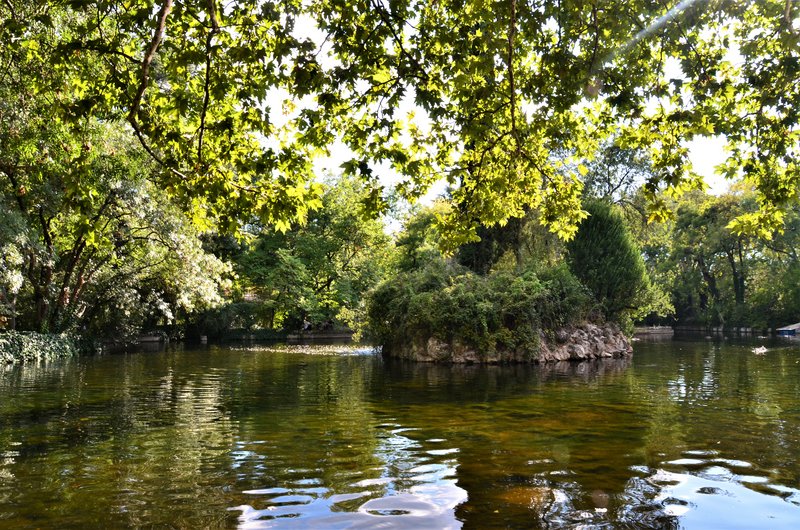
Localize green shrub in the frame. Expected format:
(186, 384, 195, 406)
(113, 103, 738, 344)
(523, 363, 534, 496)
(365, 260, 590, 359)
(566, 200, 649, 325)
(0, 330, 91, 364)
(534, 263, 591, 330)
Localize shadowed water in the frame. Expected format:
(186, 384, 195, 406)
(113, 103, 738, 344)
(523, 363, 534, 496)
(1, 339, 799, 528)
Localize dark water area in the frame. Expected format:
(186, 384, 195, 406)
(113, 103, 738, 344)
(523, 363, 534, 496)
(1, 338, 800, 528)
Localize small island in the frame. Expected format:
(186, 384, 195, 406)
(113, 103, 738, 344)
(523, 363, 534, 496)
(366, 201, 647, 364)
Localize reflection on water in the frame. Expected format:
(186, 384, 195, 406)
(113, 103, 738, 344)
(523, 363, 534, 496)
(1, 340, 800, 528)
(232, 426, 466, 529)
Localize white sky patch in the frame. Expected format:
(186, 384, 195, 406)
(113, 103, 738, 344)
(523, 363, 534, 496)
(663, 56, 683, 80)
(687, 135, 729, 195)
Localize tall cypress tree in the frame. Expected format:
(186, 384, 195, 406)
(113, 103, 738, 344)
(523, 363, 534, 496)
(566, 200, 648, 320)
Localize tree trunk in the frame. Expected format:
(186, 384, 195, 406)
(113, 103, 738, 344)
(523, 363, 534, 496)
(726, 250, 745, 305)
(697, 256, 720, 303)
(9, 294, 16, 330)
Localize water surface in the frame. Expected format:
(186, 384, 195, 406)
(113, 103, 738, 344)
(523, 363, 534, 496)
(1, 339, 799, 528)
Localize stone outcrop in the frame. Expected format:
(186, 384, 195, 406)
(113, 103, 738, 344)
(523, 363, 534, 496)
(537, 322, 632, 362)
(383, 322, 632, 363)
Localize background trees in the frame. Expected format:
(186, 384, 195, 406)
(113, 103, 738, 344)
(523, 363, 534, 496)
(649, 189, 800, 329)
(0, 2, 234, 337)
(0, 119, 232, 337)
(225, 175, 392, 333)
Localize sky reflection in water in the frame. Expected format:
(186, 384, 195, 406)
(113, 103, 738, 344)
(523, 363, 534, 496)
(231, 426, 467, 529)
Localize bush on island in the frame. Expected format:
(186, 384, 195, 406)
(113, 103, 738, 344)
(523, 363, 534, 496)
(366, 260, 590, 361)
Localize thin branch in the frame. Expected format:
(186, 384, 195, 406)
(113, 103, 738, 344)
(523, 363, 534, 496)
(128, 0, 173, 124)
(369, 0, 428, 81)
(94, 3, 109, 40)
(38, 208, 53, 253)
(312, 30, 333, 60)
(198, 0, 221, 162)
(129, 124, 188, 181)
(56, 192, 118, 313)
(656, 0, 711, 82)
(464, 101, 512, 124)
(2, 0, 16, 19)
(589, 2, 599, 74)
(338, 74, 402, 114)
(1, 163, 28, 213)
(477, 131, 512, 171)
(507, 0, 519, 154)
(81, 42, 140, 64)
(127, 1, 188, 180)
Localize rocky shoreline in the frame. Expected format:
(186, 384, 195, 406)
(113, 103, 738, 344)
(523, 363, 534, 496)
(383, 322, 633, 363)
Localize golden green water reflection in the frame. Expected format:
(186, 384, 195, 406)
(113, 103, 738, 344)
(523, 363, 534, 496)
(1, 339, 800, 528)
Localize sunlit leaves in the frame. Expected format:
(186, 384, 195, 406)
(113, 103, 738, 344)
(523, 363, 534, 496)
(2, 0, 800, 242)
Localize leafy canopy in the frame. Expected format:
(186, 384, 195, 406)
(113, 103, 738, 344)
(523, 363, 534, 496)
(236, 174, 391, 330)
(1, 1, 799, 245)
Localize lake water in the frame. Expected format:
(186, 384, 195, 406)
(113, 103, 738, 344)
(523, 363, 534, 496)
(1, 338, 800, 528)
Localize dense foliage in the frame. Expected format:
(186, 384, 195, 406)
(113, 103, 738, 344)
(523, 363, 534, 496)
(640, 189, 800, 330)
(367, 260, 589, 359)
(2, 1, 799, 248)
(0, 119, 232, 338)
(566, 201, 653, 327)
(190, 175, 392, 339)
(0, 330, 91, 363)
(365, 193, 670, 356)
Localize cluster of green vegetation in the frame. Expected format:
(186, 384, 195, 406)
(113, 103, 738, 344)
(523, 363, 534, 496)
(580, 145, 800, 331)
(190, 175, 392, 340)
(0, 120, 234, 340)
(367, 261, 589, 359)
(0, 330, 90, 363)
(638, 188, 800, 330)
(364, 196, 665, 356)
(2, 1, 800, 352)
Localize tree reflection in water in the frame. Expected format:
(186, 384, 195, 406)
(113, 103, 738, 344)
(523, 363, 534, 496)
(1, 340, 800, 528)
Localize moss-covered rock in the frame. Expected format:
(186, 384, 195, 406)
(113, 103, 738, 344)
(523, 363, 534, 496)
(383, 322, 631, 363)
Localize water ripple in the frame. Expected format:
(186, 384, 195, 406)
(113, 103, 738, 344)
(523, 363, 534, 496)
(231, 424, 466, 528)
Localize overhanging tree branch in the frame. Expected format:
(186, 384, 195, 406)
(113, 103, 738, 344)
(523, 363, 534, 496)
(786, 0, 797, 36)
(126, 0, 188, 181)
(128, 0, 172, 123)
(2, 0, 16, 19)
(507, 0, 519, 154)
(198, 0, 221, 163)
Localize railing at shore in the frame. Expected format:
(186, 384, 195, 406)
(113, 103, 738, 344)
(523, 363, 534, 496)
(633, 325, 792, 338)
(673, 325, 773, 336)
(286, 332, 354, 344)
(633, 325, 786, 337)
(633, 326, 674, 336)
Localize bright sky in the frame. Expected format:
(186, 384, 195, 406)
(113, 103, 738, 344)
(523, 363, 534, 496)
(687, 135, 729, 195)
